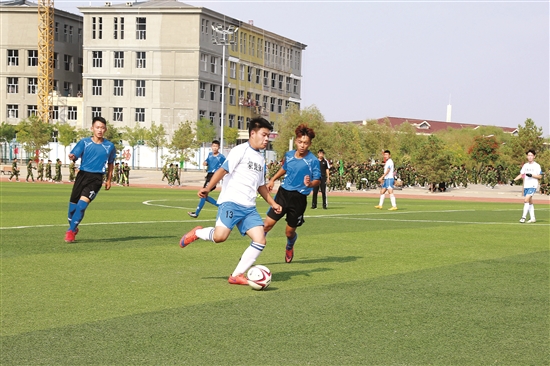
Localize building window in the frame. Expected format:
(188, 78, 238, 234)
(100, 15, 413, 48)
(7, 77, 18, 93)
(53, 53, 58, 69)
(78, 58, 83, 73)
(114, 17, 118, 39)
(210, 56, 217, 74)
(250, 36, 255, 56)
(63, 25, 68, 42)
(246, 117, 250, 130)
(229, 61, 236, 79)
(63, 81, 73, 96)
(286, 77, 291, 92)
(113, 107, 123, 122)
(55, 22, 59, 41)
(238, 90, 244, 105)
(50, 106, 59, 120)
(271, 73, 276, 88)
(258, 38, 263, 59)
(263, 70, 269, 86)
(293, 79, 299, 94)
(28, 50, 38, 66)
(92, 51, 102, 68)
(199, 110, 206, 119)
(53, 79, 59, 92)
(78, 28, 82, 42)
(262, 95, 268, 109)
(237, 116, 244, 130)
(114, 51, 124, 68)
(278, 75, 283, 90)
(67, 106, 77, 120)
(136, 17, 146, 40)
(135, 108, 145, 122)
(247, 66, 252, 82)
(228, 114, 235, 128)
(136, 52, 146, 68)
(7, 105, 18, 118)
(28, 78, 38, 94)
(277, 99, 283, 113)
(114, 18, 124, 39)
(209, 112, 216, 123)
(91, 107, 102, 118)
(7, 50, 18, 66)
(114, 80, 124, 96)
(239, 64, 245, 80)
(92, 79, 102, 95)
(136, 80, 145, 97)
(201, 19, 209, 34)
(210, 84, 216, 101)
(256, 68, 261, 84)
(270, 97, 276, 112)
(27, 105, 38, 117)
(199, 82, 206, 99)
(64, 55, 73, 71)
(92, 17, 103, 39)
(229, 88, 235, 105)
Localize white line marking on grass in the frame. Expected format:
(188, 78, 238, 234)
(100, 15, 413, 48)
(1, 219, 214, 230)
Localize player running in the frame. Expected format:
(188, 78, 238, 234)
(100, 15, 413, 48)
(512, 149, 543, 223)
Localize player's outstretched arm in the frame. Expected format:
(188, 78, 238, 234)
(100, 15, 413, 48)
(267, 167, 286, 191)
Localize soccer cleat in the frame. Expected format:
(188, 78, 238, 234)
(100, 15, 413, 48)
(374, 205, 383, 209)
(285, 248, 294, 263)
(310, 206, 317, 209)
(388, 207, 398, 211)
(527, 219, 536, 223)
(519, 217, 526, 223)
(228, 273, 248, 285)
(64, 230, 76, 243)
(75, 227, 79, 236)
(180, 226, 202, 248)
(187, 211, 198, 218)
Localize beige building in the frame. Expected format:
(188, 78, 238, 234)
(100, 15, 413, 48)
(78, 0, 306, 140)
(1, 0, 84, 126)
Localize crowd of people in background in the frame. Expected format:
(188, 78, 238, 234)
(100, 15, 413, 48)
(161, 163, 181, 186)
(110, 162, 131, 186)
(7, 158, 65, 183)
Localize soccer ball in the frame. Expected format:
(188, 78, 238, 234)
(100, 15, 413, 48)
(247, 265, 272, 290)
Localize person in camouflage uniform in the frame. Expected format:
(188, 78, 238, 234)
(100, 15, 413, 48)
(69, 161, 76, 182)
(173, 163, 180, 186)
(167, 163, 175, 186)
(54, 158, 62, 182)
(45, 159, 52, 181)
(26, 160, 36, 182)
(161, 163, 169, 181)
(8, 159, 20, 181)
(112, 162, 120, 184)
(37, 159, 44, 181)
(122, 162, 130, 186)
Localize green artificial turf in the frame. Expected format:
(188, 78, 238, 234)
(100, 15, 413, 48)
(1, 184, 548, 365)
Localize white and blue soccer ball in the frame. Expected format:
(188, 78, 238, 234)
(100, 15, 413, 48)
(247, 265, 272, 290)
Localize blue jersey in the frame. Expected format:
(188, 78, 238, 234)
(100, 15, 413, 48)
(71, 137, 116, 174)
(205, 152, 226, 173)
(281, 150, 321, 195)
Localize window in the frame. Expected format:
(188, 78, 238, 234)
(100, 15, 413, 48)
(286, 77, 291, 92)
(53, 53, 58, 69)
(263, 71, 269, 86)
(237, 116, 244, 130)
(7, 78, 18, 93)
(136, 80, 145, 97)
(255, 94, 260, 107)
(229, 61, 236, 78)
(7, 50, 18, 66)
(113, 107, 123, 122)
(114, 51, 124, 68)
(238, 90, 244, 105)
(246, 117, 250, 130)
(209, 112, 216, 124)
(293, 79, 299, 94)
(63, 81, 73, 96)
(114, 17, 118, 39)
(277, 99, 283, 113)
(250, 36, 255, 56)
(63, 25, 68, 42)
(200, 54, 208, 71)
(199, 82, 206, 99)
(247, 66, 252, 82)
(262, 95, 268, 109)
(92, 17, 103, 39)
(53, 79, 59, 92)
(278, 75, 283, 90)
(270, 97, 276, 112)
(50, 106, 59, 120)
(27, 105, 38, 117)
(210, 56, 217, 74)
(67, 106, 77, 120)
(78, 58, 83, 73)
(91, 107, 102, 118)
(136, 17, 146, 40)
(28, 78, 38, 94)
(55, 22, 59, 41)
(120, 18, 124, 39)
(114, 79, 124, 96)
(256, 69, 261, 84)
(199, 110, 206, 119)
(229, 88, 235, 105)
(136, 52, 146, 68)
(135, 108, 145, 122)
(201, 19, 209, 34)
(28, 50, 38, 66)
(210, 84, 216, 101)
(78, 28, 82, 42)
(228, 114, 235, 128)
(271, 73, 276, 88)
(92, 79, 102, 95)
(7, 105, 18, 118)
(92, 51, 102, 68)
(257, 38, 263, 59)
(239, 64, 245, 80)
(64, 55, 73, 71)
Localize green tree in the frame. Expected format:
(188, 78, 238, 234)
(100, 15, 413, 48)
(223, 126, 239, 147)
(16, 116, 53, 161)
(56, 123, 77, 164)
(122, 124, 148, 169)
(413, 135, 453, 185)
(508, 118, 544, 165)
(169, 121, 197, 165)
(394, 122, 426, 165)
(327, 123, 364, 163)
(359, 119, 395, 161)
(0, 122, 16, 163)
(468, 135, 499, 181)
(146, 122, 167, 170)
(103, 124, 124, 153)
(196, 117, 216, 145)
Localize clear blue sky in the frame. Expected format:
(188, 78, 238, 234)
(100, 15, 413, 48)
(57, 0, 549, 136)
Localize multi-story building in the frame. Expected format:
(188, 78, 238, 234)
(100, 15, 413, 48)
(0, 0, 84, 126)
(78, 0, 306, 140)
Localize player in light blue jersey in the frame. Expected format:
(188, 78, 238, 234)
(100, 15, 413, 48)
(188, 140, 226, 218)
(375, 150, 398, 211)
(64, 116, 116, 243)
(264, 124, 321, 263)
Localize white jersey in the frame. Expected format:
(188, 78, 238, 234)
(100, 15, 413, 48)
(520, 161, 542, 189)
(217, 142, 266, 207)
(384, 158, 395, 179)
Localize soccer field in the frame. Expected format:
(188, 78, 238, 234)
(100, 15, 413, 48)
(1, 184, 548, 365)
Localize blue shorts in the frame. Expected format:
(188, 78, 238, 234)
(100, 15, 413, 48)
(523, 188, 536, 196)
(382, 178, 395, 189)
(215, 202, 264, 236)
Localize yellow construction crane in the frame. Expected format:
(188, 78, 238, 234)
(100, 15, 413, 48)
(37, 0, 54, 123)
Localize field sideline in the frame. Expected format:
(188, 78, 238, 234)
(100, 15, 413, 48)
(1, 184, 548, 365)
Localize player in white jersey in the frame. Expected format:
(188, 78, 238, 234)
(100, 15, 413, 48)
(375, 150, 398, 210)
(179, 117, 282, 285)
(512, 149, 543, 223)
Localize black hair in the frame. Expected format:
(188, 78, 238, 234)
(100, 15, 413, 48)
(92, 116, 107, 126)
(248, 117, 273, 136)
(527, 149, 536, 156)
(384, 150, 391, 154)
(212, 140, 220, 146)
(318, 149, 325, 153)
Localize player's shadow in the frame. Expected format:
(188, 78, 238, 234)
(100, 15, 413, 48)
(272, 267, 332, 283)
(77, 235, 173, 243)
(266, 255, 362, 265)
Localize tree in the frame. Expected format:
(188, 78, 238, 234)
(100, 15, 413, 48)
(195, 117, 216, 145)
(508, 118, 544, 165)
(145, 122, 167, 170)
(468, 135, 499, 181)
(56, 123, 77, 164)
(122, 124, 148, 169)
(16, 115, 53, 161)
(413, 135, 453, 185)
(224, 126, 239, 147)
(169, 121, 197, 165)
(327, 123, 364, 163)
(359, 119, 395, 161)
(0, 122, 16, 163)
(103, 124, 124, 153)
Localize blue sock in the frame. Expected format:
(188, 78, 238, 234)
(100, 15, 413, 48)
(286, 233, 298, 250)
(70, 200, 89, 232)
(195, 198, 206, 215)
(205, 196, 219, 207)
(67, 202, 77, 224)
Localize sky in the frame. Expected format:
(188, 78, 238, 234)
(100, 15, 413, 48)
(56, 0, 549, 136)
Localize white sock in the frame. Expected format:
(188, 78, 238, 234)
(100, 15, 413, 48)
(390, 194, 396, 207)
(379, 195, 385, 206)
(529, 204, 535, 220)
(522, 203, 529, 218)
(232, 242, 264, 277)
(196, 227, 215, 242)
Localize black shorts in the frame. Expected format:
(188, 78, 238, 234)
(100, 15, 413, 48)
(70, 170, 104, 203)
(267, 187, 307, 228)
(204, 172, 217, 191)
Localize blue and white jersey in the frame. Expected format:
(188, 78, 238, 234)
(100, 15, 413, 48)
(205, 152, 226, 173)
(281, 150, 321, 195)
(520, 161, 542, 189)
(384, 158, 395, 179)
(71, 137, 116, 174)
(217, 142, 266, 207)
